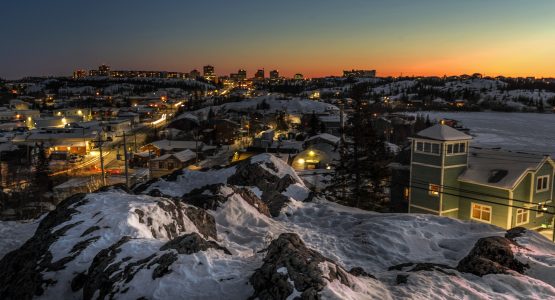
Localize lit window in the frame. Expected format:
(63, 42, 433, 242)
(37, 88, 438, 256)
(471, 203, 492, 223)
(403, 187, 410, 200)
(536, 175, 549, 192)
(428, 184, 440, 196)
(515, 208, 529, 226)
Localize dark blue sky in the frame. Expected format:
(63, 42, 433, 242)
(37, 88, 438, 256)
(1, 0, 554, 79)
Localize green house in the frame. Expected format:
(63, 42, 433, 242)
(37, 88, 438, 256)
(409, 124, 554, 230)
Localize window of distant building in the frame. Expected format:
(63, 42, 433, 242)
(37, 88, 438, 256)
(446, 142, 467, 155)
(403, 187, 410, 200)
(471, 203, 492, 223)
(536, 175, 550, 192)
(415, 141, 441, 155)
(428, 184, 440, 196)
(515, 208, 529, 226)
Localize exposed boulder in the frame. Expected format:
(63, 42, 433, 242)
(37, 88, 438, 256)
(456, 236, 529, 276)
(249, 233, 352, 300)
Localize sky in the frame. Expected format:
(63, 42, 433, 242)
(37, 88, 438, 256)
(1, 0, 555, 79)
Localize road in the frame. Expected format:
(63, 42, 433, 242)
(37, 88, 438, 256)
(51, 114, 169, 177)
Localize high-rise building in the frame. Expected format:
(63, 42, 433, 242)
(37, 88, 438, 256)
(269, 70, 280, 80)
(254, 69, 265, 81)
(203, 65, 215, 81)
(73, 69, 87, 79)
(237, 69, 247, 81)
(98, 64, 111, 77)
(189, 69, 201, 78)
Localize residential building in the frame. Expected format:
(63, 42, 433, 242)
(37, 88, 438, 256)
(149, 149, 197, 178)
(409, 124, 554, 230)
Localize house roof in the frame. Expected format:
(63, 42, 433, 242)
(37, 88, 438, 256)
(151, 149, 196, 163)
(416, 124, 472, 141)
(458, 148, 550, 190)
(149, 139, 203, 151)
(305, 133, 340, 145)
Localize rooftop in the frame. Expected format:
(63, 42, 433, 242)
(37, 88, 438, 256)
(416, 124, 472, 141)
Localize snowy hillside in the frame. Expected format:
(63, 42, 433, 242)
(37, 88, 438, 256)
(191, 95, 339, 119)
(1, 154, 554, 299)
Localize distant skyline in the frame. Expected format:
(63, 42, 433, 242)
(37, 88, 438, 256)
(1, 0, 555, 79)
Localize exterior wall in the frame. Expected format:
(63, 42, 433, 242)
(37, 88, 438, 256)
(509, 162, 554, 229)
(441, 167, 465, 212)
(149, 157, 185, 178)
(412, 152, 442, 166)
(458, 182, 510, 229)
(409, 164, 442, 214)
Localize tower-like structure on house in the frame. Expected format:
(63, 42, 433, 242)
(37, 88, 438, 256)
(409, 124, 472, 217)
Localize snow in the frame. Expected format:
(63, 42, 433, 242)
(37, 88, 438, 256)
(416, 112, 555, 156)
(193, 95, 339, 118)
(276, 267, 288, 275)
(0, 218, 41, 259)
(2, 154, 554, 299)
(144, 166, 237, 197)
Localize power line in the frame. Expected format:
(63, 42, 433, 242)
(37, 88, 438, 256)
(408, 177, 555, 210)
(389, 179, 553, 215)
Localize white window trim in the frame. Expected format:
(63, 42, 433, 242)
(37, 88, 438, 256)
(515, 208, 530, 226)
(414, 140, 442, 156)
(536, 175, 550, 193)
(445, 141, 467, 156)
(470, 202, 492, 224)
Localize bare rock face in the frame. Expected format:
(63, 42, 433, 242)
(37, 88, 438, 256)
(228, 158, 300, 217)
(249, 233, 352, 300)
(456, 236, 529, 276)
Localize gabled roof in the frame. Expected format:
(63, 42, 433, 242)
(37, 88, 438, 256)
(305, 133, 340, 145)
(458, 148, 550, 190)
(416, 124, 472, 141)
(151, 149, 196, 163)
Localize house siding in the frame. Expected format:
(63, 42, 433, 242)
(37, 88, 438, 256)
(410, 164, 441, 213)
(458, 182, 510, 228)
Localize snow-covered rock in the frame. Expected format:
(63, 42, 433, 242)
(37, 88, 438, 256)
(0, 154, 553, 299)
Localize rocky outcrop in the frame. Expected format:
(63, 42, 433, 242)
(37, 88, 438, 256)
(80, 233, 230, 299)
(0, 193, 88, 299)
(160, 232, 231, 255)
(456, 236, 529, 276)
(249, 233, 352, 300)
(228, 157, 302, 217)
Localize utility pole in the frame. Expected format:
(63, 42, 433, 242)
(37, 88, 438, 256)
(93, 137, 107, 186)
(116, 132, 130, 188)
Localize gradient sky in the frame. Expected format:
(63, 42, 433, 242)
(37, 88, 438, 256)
(1, 0, 555, 79)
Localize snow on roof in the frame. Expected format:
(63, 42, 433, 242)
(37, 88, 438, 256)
(151, 149, 196, 163)
(417, 124, 472, 141)
(305, 133, 340, 145)
(458, 149, 549, 189)
(149, 139, 203, 151)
